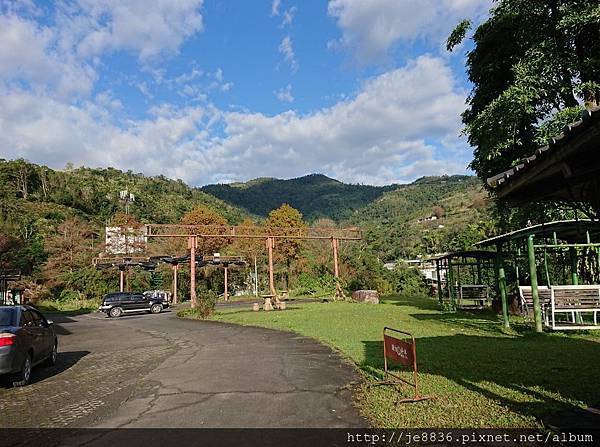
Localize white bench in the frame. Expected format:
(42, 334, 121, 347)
(518, 286, 552, 325)
(550, 285, 600, 330)
(457, 285, 490, 309)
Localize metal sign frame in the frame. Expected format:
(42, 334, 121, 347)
(374, 327, 433, 403)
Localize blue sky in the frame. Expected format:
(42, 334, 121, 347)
(0, 0, 492, 186)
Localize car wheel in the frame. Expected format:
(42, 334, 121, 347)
(150, 303, 163, 314)
(109, 307, 124, 318)
(44, 340, 58, 366)
(12, 353, 32, 387)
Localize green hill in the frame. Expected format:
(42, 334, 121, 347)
(0, 158, 493, 303)
(348, 175, 493, 260)
(0, 159, 247, 226)
(202, 173, 397, 221)
(200, 173, 493, 260)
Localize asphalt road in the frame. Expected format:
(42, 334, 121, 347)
(0, 308, 366, 430)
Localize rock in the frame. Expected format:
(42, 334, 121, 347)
(351, 290, 379, 304)
(263, 297, 274, 311)
(252, 303, 260, 312)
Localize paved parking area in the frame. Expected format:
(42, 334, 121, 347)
(0, 309, 366, 430)
(0, 313, 176, 428)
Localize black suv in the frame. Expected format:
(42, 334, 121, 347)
(99, 292, 168, 318)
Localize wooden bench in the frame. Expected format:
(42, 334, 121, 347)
(457, 285, 490, 309)
(518, 286, 552, 324)
(550, 285, 600, 330)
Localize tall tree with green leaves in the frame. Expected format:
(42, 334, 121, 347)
(448, 0, 600, 184)
(266, 204, 307, 289)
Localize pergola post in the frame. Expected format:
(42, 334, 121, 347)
(267, 237, 276, 296)
(527, 235, 543, 333)
(189, 235, 197, 309)
(495, 244, 510, 329)
(224, 265, 229, 301)
(119, 267, 125, 292)
(332, 237, 344, 299)
(253, 256, 258, 297)
(435, 259, 443, 305)
(332, 238, 339, 278)
(569, 246, 579, 285)
(172, 263, 178, 304)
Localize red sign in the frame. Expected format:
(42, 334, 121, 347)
(384, 334, 414, 367)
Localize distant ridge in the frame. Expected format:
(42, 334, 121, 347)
(202, 173, 397, 221)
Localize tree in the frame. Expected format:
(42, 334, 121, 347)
(180, 205, 230, 255)
(44, 218, 95, 275)
(448, 0, 600, 184)
(266, 204, 306, 289)
(432, 206, 445, 219)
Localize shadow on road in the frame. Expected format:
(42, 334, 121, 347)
(0, 350, 90, 388)
(30, 350, 90, 385)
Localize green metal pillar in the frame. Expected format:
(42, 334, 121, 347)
(447, 260, 456, 310)
(495, 244, 510, 329)
(527, 235, 543, 333)
(570, 244, 583, 323)
(569, 247, 579, 285)
(543, 249, 551, 287)
(435, 259, 443, 305)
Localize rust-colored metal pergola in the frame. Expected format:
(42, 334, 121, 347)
(143, 224, 361, 308)
(202, 255, 247, 301)
(92, 256, 156, 292)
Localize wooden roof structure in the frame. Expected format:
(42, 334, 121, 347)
(487, 106, 600, 214)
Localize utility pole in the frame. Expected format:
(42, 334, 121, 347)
(119, 189, 135, 214)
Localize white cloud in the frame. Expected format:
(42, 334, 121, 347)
(0, 89, 214, 178)
(328, 0, 491, 63)
(0, 14, 95, 98)
(275, 84, 294, 103)
(0, 56, 469, 186)
(278, 35, 298, 72)
(281, 6, 297, 27)
(271, 0, 281, 16)
(67, 0, 205, 61)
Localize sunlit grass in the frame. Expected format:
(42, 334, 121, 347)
(33, 298, 100, 314)
(209, 295, 600, 428)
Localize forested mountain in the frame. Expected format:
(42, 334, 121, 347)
(202, 173, 397, 221)
(0, 158, 493, 303)
(348, 176, 493, 260)
(0, 159, 247, 226)
(0, 159, 247, 279)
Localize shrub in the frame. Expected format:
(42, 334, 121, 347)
(59, 289, 81, 302)
(197, 288, 218, 319)
(296, 272, 336, 295)
(387, 264, 428, 296)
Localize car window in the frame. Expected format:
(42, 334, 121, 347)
(20, 310, 34, 327)
(30, 310, 47, 327)
(0, 308, 15, 326)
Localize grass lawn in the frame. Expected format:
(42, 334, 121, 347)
(210, 295, 600, 428)
(33, 298, 99, 314)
